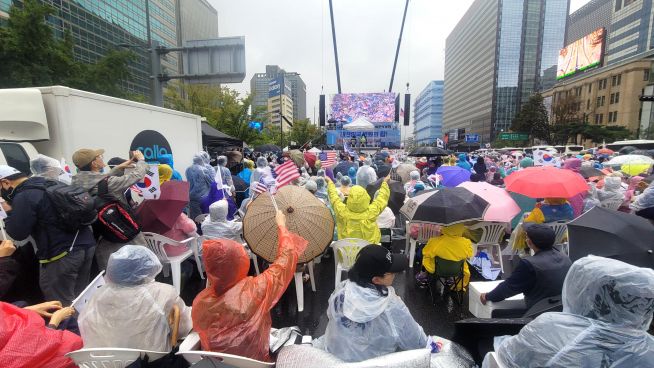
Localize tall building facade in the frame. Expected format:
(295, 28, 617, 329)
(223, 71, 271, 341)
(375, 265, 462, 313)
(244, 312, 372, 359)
(267, 75, 294, 131)
(413, 81, 444, 145)
(250, 65, 306, 123)
(176, 0, 218, 75)
(444, 0, 569, 143)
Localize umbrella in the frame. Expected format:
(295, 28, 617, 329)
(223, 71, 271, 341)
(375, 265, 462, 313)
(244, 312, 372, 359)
(400, 187, 489, 225)
(436, 166, 471, 188)
(457, 182, 520, 223)
(366, 178, 406, 215)
(408, 147, 449, 157)
(333, 161, 358, 177)
(254, 144, 282, 153)
(504, 166, 588, 198)
(343, 117, 374, 131)
(618, 146, 638, 154)
(285, 149, 305, 168)
(604, 154, 654, 166)
(597, 148, 614, 155)
(135, 181, 190, 234)
(243, 185, 334, 264)
(579, 166, 604, 179)
(395, 163, 418, 184)
(567, 206, 654, 267)
(621, 163, 652, 176)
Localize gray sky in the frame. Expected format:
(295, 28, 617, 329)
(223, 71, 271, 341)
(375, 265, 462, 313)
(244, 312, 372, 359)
(209, 0, 591, 122)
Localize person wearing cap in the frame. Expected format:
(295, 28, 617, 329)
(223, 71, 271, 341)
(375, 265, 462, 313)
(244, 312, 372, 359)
(313, 244, 428, 362)
(0, 165, 96, 306)
(71, 148, 148, 271)
(481, 223, 572, 312)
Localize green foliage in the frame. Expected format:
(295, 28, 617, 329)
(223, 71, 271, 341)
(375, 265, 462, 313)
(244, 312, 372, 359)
(550, 122, 633, 145)
(288, 119, 324, 148)
(491, 139, 529, 149)
(510, 93, 550, 143)
(0, 0, 134, 98)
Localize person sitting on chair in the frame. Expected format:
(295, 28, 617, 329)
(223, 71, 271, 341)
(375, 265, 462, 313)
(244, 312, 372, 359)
(480, 224, 571, 312)
(421, 224, 473, 291)
(201, 200, 243, 242)
(313, 244, 427, 362)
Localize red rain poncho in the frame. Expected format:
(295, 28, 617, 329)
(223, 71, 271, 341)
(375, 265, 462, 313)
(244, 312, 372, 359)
(0, 302, 82, 368)
(192, 226, 308, 362)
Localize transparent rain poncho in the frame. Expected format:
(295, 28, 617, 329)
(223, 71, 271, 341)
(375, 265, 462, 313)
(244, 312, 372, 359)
(489, 255, 654, 368)
(314, 280, 428, 362)
(79, 245, 192, 352)
(356, 165, 378, 189)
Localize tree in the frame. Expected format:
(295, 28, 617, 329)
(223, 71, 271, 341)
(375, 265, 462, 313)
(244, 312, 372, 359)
(510, 93, 550, 143)
(288, 119, 324, 147)
(549, 94, 582, 145)
(0, 0, 134, 98)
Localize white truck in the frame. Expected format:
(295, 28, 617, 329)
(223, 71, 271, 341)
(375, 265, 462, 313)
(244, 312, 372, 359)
(0, 86, 203, 177)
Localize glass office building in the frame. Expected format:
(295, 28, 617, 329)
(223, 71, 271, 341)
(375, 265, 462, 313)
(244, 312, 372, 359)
(413, 81, 444, 145)
(444, 0, 569, 141)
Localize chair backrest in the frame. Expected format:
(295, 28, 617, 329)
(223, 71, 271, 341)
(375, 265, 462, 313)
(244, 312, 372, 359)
(177, 351, 275, 367)
(194, 213, 208, 223)
(599, 198, 623, 211)
(507, 223, 523, 251)
(141, 232, 176, 262)
(545, 222, 568, 245)
(435, 257, 464, 278)
(486, 352, 505, 368)
(471, 222, 508, 245)
(66, 348, 167, 368)
(416, 223, 441, 243)
(332, 238, 369, 269)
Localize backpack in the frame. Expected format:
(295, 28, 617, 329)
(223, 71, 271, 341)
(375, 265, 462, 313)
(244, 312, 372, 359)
(92, 177, 141, 243)
(43, 180, 98, 232)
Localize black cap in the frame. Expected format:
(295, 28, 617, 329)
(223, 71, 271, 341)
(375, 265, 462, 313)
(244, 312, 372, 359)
(523, 223, 556, 249)
(352, 245, 406, 281)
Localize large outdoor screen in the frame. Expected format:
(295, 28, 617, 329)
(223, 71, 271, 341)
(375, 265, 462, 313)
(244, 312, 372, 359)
(330, 93, 396, 123)
(557, 28, 605, 80)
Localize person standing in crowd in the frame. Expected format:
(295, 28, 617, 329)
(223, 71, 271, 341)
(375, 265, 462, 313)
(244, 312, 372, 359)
(192, 211, 307, 362)
(313, 245, 427, 362)
(72, 149, 147, 271)
(30, 155, 69, 183)
(201, 200, 243, 242)
(630, 181, 654, 221)
(338, 175, 352, 200)
(158, 153, 183, 181)
(1, 165, 96, 307)
(186, 151, 215, 219)
(473, 157, 487, 177)
(216, 155, 234, 194)
(480, 224, 571, 313)
(457, 154, 472, 171)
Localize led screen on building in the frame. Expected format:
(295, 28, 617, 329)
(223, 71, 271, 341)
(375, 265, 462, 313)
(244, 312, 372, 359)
(330, 93, 396, 123)
(557, 28, 605, 80)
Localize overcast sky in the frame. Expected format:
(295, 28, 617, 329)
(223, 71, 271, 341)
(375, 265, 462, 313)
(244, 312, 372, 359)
(209, 0, 591, 122)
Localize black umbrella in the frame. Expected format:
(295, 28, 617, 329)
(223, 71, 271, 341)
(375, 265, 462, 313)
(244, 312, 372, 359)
(567, 206, 654, 268)
(579, 166, 604, 179)
(232, 175, 248, 208)
(254, 144, 282, 153)
(631, 149, 654, 158)
(366, 178, 405, 215)
(409, 146, 449, 157)
(400, 187, 490, 225)
(618, 146, 638, 154)
(333, 161, 358, 177)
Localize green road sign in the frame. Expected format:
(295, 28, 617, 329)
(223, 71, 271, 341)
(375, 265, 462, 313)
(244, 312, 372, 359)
(498, 132, 529, 141)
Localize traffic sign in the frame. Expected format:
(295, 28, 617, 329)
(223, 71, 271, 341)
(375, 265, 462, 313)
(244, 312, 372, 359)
(465, 134, 479, 143)
(498, 132, 529, 141)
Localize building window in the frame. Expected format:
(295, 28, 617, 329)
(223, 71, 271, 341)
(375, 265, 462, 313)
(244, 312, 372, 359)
(615, 0, 622, 11)
(597, 97, 601, 107)
(588, 84, 592, 93)
(610, 93, 615, 104)
(587, 99, 590, 109)
(598, 79, 607, 90)
(645, 69, 650, 81)
(615, 92, 620, 103)
(602, 95, 606, 106)
(575, 87, 582, 96)
(595, 113, 604, 124)
(608, 111, 618, 123)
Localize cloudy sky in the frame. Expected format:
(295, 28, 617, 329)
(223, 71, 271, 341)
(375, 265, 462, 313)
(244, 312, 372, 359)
(209, 0, 591, 122)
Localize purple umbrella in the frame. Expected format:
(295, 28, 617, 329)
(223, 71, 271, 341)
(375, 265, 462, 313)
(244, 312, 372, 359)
(436, 166, 470, 187)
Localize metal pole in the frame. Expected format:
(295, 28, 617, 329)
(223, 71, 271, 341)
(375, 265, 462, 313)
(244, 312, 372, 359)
(328, 0, 342, 93)
(389, 0, 409, 92)
(144, 0, 157, 105)
(150, 39, 164, 107)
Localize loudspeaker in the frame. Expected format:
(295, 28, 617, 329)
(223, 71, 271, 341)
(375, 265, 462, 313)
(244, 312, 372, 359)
(394, 94, 400, 122)
(404, 94, 411, 126)
(319, 95, 326, 126)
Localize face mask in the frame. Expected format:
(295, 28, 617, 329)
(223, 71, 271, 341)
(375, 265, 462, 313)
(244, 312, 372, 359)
(1, 186, 15, 204)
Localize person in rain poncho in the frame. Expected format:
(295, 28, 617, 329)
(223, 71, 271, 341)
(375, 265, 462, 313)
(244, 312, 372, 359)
(562, 158, 586, 217)
(422, 224, 473, 290)
(250, 157, 272, 192)
(404, 170, 426, 194)
(524, 198, 574, 224)
(186, 151, 215, 219)
(456, 154, 472, 171)
(593, 176, 625, 207)
(630, 181, 654, 221)
(326, 176, 390, 244)
(201, 200, 243, 242)
(158, 153, 183, 181)
(79, 245, 192, 352)
(485, 255, 654, 368)
(30, 154, 69, 184)
(356, 163, 378, 190)
(473, 157, 487, 176)
(338, 175, 352, 200)
(216, 155, 234, 194)
(347, 166, 357, 185)
(313, 244, 427, 362)
(192, 211, 307, 362)
(314, 176, 329, 202)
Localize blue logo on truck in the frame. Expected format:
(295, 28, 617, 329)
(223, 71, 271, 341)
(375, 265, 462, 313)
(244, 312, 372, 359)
(130, 130, 172, 162)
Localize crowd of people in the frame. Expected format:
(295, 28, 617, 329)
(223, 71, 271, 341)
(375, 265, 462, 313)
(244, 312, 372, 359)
(0, 143, 653, 367)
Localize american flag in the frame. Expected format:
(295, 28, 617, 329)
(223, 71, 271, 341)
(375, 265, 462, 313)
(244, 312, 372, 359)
(274, 160, 300, 190)
(253, 176, 270, 195)
(319, 151, 337, 168)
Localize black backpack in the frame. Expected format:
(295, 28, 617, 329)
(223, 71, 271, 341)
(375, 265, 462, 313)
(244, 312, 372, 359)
(92, 177, 141, 243)
(43, 180, 98, 232)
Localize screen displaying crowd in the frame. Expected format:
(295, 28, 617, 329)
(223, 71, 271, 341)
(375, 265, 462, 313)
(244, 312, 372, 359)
(330, 93, 396, 123)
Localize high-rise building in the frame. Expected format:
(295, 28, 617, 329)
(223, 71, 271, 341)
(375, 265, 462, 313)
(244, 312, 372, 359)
(267, 75, 294, 131)
(413, 81, 444, 146)
(444, 0, 569, 143)
(566, 0, 612, 44)
(251, 65, 306, 123)
(176, 0, 218, 76)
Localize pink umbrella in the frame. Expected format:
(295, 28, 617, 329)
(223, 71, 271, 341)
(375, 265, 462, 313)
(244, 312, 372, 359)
(457, 181, 520, 223)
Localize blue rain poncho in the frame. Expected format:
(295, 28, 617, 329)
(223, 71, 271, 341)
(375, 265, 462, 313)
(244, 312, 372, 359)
(79, 245, 192, 352)
(487, 255, 654, 368)
(186, 152, 215, 202)
(158, 153, 183, 181)
(313, 280, 428, 362)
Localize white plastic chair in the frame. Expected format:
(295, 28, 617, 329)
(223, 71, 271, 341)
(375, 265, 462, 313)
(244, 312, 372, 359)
(485, 352, 506, 368)
(176, 329, 274, 368)
(546, 222, 569, 256)
(293, 260, 315, 312)
(405, 223, 441, 268)
(142, 232, 195, 294)
(469, 222, 508, 273)
(66, 348, 168, 368)
(332, 238, 369, 288)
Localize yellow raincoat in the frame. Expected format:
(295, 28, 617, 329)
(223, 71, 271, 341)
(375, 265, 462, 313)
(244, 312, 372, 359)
(327, 180, 390, 244)
(422, 224, 473, 290)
